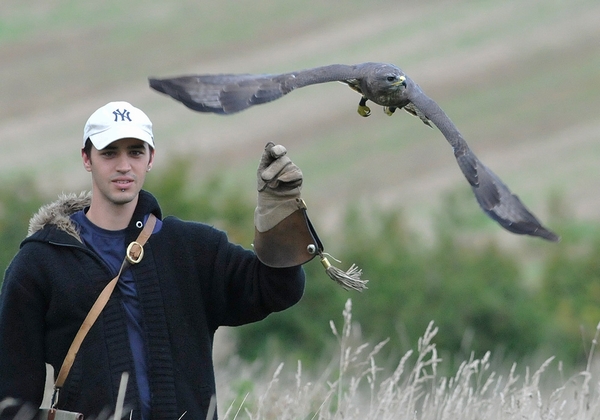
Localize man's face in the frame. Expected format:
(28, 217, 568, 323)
(82, 137, 154, 207)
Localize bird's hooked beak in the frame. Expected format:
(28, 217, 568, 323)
(394, 76, 407, 87)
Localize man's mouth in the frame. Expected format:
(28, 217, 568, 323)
(113, 179, 134, 189)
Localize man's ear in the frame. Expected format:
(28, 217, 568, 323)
(82, 148, 92, 172)
(147, 147, 155, 171)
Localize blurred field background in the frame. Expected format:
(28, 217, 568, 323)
(2, 0, 600, 417)
(2, 0, 599, 234)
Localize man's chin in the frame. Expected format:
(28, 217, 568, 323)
(110, 190, 138, 205)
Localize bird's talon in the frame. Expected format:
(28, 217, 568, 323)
(384, 106, 396, 116)
(358, 105, 371, 117)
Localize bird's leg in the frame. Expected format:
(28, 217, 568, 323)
(384, 106, 397, 116)
(357, 97, 371, 117)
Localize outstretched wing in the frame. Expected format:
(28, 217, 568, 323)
(149, 64, 364, 114)
(404, 78, 559, 241)
(473, 160, 559, 241)
(404, 78, 480, 188)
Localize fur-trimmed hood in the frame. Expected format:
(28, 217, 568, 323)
(25, 190, 162, 243)
(27, 191, 91, 239)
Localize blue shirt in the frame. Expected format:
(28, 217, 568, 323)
(71, 210, 161, 419)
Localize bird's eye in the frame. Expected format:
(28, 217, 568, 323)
(386, 76, 396, 82)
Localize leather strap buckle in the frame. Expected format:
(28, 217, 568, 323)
(126, 241, 144, 264)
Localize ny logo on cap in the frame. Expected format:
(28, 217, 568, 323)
(113, 109, 132, 122)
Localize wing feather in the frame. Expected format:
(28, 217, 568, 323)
(405, 79, 558, 241)
(148, 64, 364, 114)
(404, 79, 481, 189)
(473, 161, 559, 241)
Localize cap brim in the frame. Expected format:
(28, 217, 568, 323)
(88, 126, 155, 150)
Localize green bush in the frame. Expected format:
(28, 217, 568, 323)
(144, 156, 254, 245)
(538, 231, 600, 365)
(0, 179, 46, 275)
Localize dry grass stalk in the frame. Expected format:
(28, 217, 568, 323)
(218, 299, 600, 420)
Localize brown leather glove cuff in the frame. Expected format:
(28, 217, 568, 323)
(254, 206, 322, 268)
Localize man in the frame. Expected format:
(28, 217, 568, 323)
(0, 101, 314, 419)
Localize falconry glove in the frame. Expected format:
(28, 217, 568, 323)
(255, 143, 304, 232)
(254, 142, 368, 292)
(254, 142, 317, 268)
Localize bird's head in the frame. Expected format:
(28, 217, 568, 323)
(372, 64, 407, 94)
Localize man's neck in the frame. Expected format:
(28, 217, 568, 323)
(85, 195, 139, 231)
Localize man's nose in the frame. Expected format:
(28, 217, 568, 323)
(115, 154, 132, 172)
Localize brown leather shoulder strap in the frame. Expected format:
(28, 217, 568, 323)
(51, 214, 157, 405)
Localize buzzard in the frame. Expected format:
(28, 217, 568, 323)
(149, 62, 559, 241)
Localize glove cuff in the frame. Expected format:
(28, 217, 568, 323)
(255, 190, 303, 232)
(253, 200, 322, 268)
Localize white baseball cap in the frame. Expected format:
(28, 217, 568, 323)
(83, 101, 155, 150)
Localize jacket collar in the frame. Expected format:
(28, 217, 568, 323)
(25, 190, 162, 243)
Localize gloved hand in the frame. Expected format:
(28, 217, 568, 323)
(255, 142, 304, 232)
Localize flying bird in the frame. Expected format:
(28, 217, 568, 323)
(148, 62, 559, 241)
